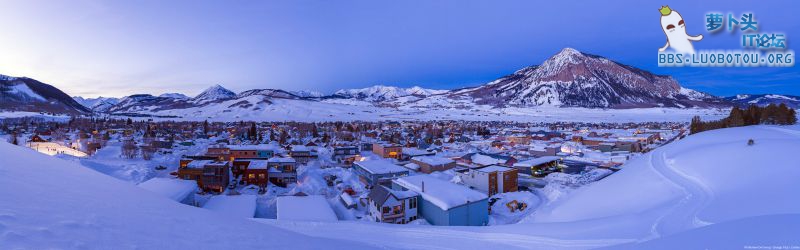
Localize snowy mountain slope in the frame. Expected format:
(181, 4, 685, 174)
(73, 96, 120, 113)
(191, 84, 236, 105)
(334, 85, 448, 102)
(724, 94, 800, 109)
(0, 74, 89, 114)
(453, 48, 725, 108)
(0, 141, 372, 249)
(158, 92, 190, 99)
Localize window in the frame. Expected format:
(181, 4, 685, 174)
(409, 198, 417, 209)
(248, 174, 256, 179)
(382, 207, 390, 214)
(258, 174, 266, 179)
(393, 205, 402, 214)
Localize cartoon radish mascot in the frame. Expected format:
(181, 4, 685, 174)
(658, 6, 703, 54)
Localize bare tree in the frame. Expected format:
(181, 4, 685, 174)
(121, 139, 138, 159)
(140, 145, 156, 160)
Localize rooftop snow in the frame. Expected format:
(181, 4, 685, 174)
(248, 160, 269, 169)
(394, 175, 487, 211)
(355, 160, 408, 174)
(513, 156, 561, 167)
(476, 165, 514, 173)
(276, 195, 338, 222)
(268, 157, 296, 163)
(412, 156, 454, 166)
(203, 195, 257, 218)
(137, 178, 197, 202)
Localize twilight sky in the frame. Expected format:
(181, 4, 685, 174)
(0, 0, 797, 98)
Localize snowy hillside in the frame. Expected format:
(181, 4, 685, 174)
(0, 141, 371, 249)
(261, 125, 800, 249)
(0, 75, 89, 114)
(334, 85, 448, 102)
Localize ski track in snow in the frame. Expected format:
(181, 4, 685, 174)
(646, 149, 714, 240)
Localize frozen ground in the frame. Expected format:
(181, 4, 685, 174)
(2, 125, 799, 249)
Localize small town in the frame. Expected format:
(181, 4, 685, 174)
(2, 117, 685, 225)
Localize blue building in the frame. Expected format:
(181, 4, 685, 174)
(354, 159, 409, 187)
(392, 175, 488, 226)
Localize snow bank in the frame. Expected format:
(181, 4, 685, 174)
(0, 141, 368, 249)
(137, 177, 197, 202)
(276, 195, 338, 222)
(204, 195, 258, 218)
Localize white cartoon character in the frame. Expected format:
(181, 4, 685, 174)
(658, 5, 703, 54)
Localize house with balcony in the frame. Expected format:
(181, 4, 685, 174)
(177, 160, 230, 193)
(392, 175, 488, 226)
(267, 157, 297, 187)
(332, 146, 360, 166)
(367, 185, 419, 224)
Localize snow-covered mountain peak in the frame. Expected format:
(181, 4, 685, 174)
(192, 84, 236, 105)
(334, 85, 447, 102)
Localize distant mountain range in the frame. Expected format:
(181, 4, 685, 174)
(724, 94, 800, 109)
(2, 48, 798, 118)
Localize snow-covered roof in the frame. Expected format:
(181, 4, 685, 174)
(268, 157, 296, 163)
(276, 195, 338, 222)
(471, 154, 505, 166)
(403, 162, 421, 171)
(412, 156, 454, 166)
(291, 145, 310, 152)
(137, 178, 196, 202)
(247, 160, 269, 169)
(513, 156, 560, 167)
(476, 165, 514, 173)
(394, 175, 487, 211)
(355, 160, 408, 175)
(227, 144, 280, 151)
(186, 160, 214, 169)
(403, 147, 433, 156)
(203, 195, 257, 218)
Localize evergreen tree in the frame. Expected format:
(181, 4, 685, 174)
(727, 107, 745, 127)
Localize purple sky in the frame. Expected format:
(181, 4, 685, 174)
(0, 0, 797, 98)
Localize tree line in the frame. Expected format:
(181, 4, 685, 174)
(690, 104, 797, 134)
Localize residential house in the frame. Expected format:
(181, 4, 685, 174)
(242, 160, 269, 188)
(267, 157, 297, 187)
(512, 156, 561, 177)
(177, 160, 230, 193)
(392, 175, 488, 226)
(372, 143, 402, 159)
(289, 145, 317, 164)
(410, 156, 456, 174)
(332, 146, 360, 166)
(353, 159, 409, 187)
(367, 185, 419, 224)
(458, 165, 518, 196)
